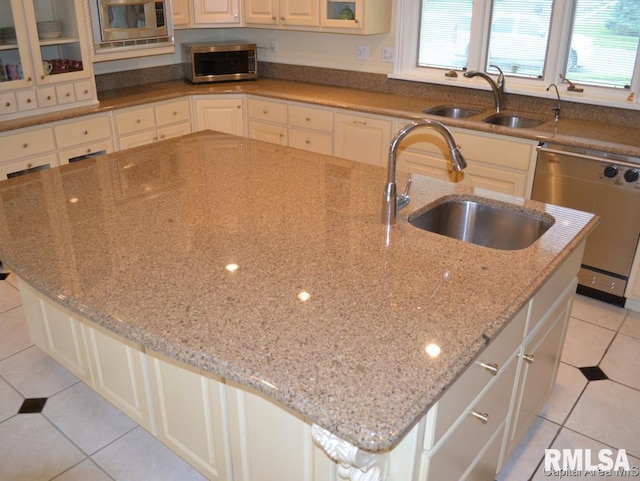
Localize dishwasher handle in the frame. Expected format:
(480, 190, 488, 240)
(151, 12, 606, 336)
(537, 144, 640, 169)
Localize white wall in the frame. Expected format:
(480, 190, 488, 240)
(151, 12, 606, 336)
(93, 23, 396, 75)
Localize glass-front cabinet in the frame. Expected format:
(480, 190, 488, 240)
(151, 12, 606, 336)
(0, 0, 97, 120)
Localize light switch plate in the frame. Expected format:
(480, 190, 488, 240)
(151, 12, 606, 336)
(356, 45, 370, 61)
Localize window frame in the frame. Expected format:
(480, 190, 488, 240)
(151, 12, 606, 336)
(391, 0, 640, 111)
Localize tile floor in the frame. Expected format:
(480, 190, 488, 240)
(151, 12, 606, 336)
(1, 271, 639, 480)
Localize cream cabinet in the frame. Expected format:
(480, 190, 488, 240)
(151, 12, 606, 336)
(116, 98, 192, 150)
(245, 0, 319, 28)
(396, 121, 537, 198)
(247, 97, 288, 145)
(54, 113, 114, 164)
(333, 111, 393, 167)
(194, 95, 245, 136)
(288, 103, 333, 155)
(173, 0, 241, 27)
(0, 124, 57, 179)
(0, 0, 97, 120)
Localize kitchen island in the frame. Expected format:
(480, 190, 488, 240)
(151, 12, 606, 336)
(0, 131, 597, 480)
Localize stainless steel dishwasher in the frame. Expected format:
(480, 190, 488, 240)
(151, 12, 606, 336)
(532, 142, 640, 304)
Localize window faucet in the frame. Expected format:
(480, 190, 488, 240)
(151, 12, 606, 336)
(464, 65, 505, 113)
(383, 120, 467, 225)
(546, 83, 561, 123)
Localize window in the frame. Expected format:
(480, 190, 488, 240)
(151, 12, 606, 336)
(392, 0, 640, 108)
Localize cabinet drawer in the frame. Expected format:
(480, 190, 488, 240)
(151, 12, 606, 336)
(116, 107, 156, 135)
(248, 98, 288, 124)
(0, 92, 18, 115)
(424, 355, 517, 481)
(2, 127, 56, 161)
(289, 105, 333, 131)
(16, 90, 38, 112)
(55, 115, 113, 149)
(58, 140, 113, 165)
(74, 80, 94, 102)
(453, 130, 534, 171)
(37, 87, 57, 108)
(288, 128, 333, 155)
(425, 306, 526, 448)
(0, 153, 57, 180)
(56, 84, 76, 105)
(158, 122, 192, 141)
(155, 99, 191, 127)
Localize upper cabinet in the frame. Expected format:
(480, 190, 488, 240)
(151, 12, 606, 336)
(244, 0, 390, 33)
(0, 0, 96, 120)
(245, 0, 319, 28)
(173, 0, 242, 28)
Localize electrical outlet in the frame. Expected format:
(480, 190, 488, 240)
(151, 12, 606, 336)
(356, 45, 370, 61)
(382, 47, 394, 63)
(269, 38, 279, 53)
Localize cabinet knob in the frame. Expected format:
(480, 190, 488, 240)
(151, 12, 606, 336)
(23, 143, 28, 149)
(86, 148, 91, 153)
(279, 132, 284, 137)
(522, 354, 535, 364)
(271, 15, 276, 20)
(280, 16, 285, 20)
(83, 89, 89, 94)
(153, 136, 158, 141)
(263, 108, 268, 114)
(46, 95, 51, 100)
(173, 111, 177, 116)
(136, 119, 141, 124)
(471, 411, 490, 424)
(305, 116, 311, 121)
(5, 102, 10, 107)
(83, 130, 88, 135)
(479, 362, 499, 376)
(40, 75, 45, 80)
(160, 134, 165, 139)
(305, 139, 310, 144)
(65, 92, 70, 97)
(27, 162, 33, 168)
(26, 98, 32, 103)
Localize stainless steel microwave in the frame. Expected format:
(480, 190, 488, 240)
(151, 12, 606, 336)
(182, 43, 258, 84)
(98, 0, 169, 41)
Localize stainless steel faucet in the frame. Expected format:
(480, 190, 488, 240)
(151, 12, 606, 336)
(382, 120, 467, 225)
(546, 83, 561, 123)
(464, 65, 505, 113)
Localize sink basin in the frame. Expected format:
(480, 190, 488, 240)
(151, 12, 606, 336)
(482, 113, 545, 129)
(423, 105, 483, 119)
(408, 195, 554, 250)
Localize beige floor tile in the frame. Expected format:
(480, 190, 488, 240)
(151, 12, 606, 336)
(565, 380, 640, 459)
(561, 318, 615, 367)
(0, 345, 79, 398)
(620, 310, 640, 339)
(0, 376, 23, 423)
(0, 414, 85, 480)
(0, 281, 21, 314)
(52, 459, 113, 481)
(0, 306, 33, 361)
(44, 382, 138, 455)
(570, 295, 628, 331)
(92, 427, 207, 481)
(600, 333, 640, 390)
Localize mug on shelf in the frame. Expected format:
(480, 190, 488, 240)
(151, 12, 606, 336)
(6, 63, 21, 80)
(42, 61, 53, 75)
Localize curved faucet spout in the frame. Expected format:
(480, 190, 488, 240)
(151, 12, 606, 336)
(383, 120, 467, 226)
(464, 65, 505, 113)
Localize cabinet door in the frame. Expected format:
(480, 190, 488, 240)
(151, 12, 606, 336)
(157, 122, 192, 142)
(148, 353, 233, 480)
(193, 0, 241, 25)
(226, 382, 337, 481)
(118, 131, 158, 150)
(155, 99, 191, 127)
(459, 163, 528, 197)
(245, 0, 279, 25)
(85, 324, 155, 432)
(333, 112, 392, 166)
(507, 281, 575, 454)
(281, 0, 319, 27)
(194, 97, 245, 136)
(172, 0, 191, 27)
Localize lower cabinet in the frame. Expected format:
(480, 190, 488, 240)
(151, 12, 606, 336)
(625, 242, 640, 311)
(333, 111, 393, 167)
(194, 95, 245, 136)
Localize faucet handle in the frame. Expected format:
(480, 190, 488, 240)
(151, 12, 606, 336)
(397, 178, 412, 211)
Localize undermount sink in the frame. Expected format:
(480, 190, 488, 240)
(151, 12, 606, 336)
(408, 195, 554, 250)
(482, 113, 545, 129)
(423, 105, 483, 119)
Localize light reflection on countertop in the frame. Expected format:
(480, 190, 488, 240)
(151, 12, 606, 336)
(0, 131, 598, 452)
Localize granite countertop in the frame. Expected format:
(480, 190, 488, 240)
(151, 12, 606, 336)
(0, 131, 597, 453)
(2, 78, 640, 158)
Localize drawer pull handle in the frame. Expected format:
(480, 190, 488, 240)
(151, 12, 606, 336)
(471, 411, 490, 424)
(480, 362, 499, 376)
(522, 354, 535, 364)
(352, 120, 368, 125)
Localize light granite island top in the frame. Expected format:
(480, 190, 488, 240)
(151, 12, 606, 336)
(0, 131, 597, 455)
